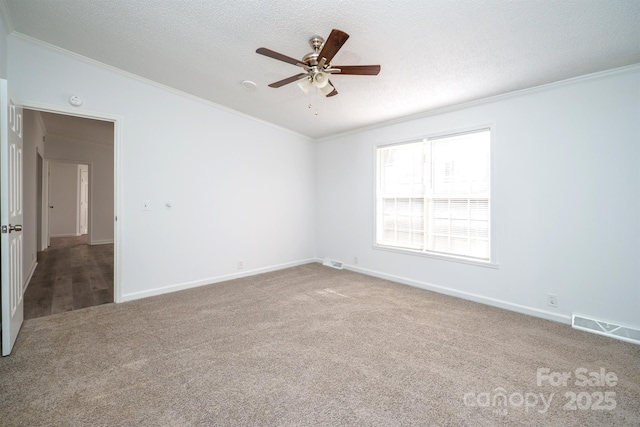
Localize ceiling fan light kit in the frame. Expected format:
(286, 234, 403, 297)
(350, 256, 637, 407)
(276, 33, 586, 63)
(297, 77, 312, 94)
(319, 83, 334, 96)
(256, 29, 381, 99)
(313, 72, 329, 88)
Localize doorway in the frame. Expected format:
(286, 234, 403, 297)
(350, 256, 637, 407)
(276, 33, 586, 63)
(79, 165, 88, 235)
(36, 152, 43, 251)
(22, 109, 116, 319)
(47, 161, 90, 242)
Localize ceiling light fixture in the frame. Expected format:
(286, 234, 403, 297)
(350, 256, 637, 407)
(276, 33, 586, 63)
(241, 80, 257, 91)
(313, 71, 329, 88)
(297, 76, 312, 94)
(297, 71, 332, 95)
(319, 83, 335, 96)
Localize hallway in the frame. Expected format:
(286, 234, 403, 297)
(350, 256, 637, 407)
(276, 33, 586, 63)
(23, 236, 114, 320)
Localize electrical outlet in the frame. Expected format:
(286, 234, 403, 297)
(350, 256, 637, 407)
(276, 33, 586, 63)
(237, 261, 244, 270)
(141, 200, 150, 211)
(354, 256, 359, 265)
(548, 294, 558, 307)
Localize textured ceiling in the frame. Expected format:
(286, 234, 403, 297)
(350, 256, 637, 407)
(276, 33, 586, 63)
(5, 0, 640, 139)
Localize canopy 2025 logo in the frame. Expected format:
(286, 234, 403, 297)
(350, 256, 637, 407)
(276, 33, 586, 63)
(537, 367, 617, 411)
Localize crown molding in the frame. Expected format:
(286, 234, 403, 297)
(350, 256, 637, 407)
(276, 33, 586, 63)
(11, 32, 314, 143)
(316, 62, 640, 143)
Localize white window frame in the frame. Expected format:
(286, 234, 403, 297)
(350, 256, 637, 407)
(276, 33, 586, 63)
(373, 125, 498, 268)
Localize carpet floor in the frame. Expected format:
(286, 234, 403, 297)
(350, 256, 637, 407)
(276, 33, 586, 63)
(1, 263, 639, 426)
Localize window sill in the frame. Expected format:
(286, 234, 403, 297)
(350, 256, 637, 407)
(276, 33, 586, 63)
(372, 244, 499, 269)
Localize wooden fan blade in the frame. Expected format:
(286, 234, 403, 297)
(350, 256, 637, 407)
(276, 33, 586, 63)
(318, 29, 349, 63)
(333, 65, 381, 75)
(268, 73, 308, 88)
(326, 81, 338, 97)
(256, 47, 301, 66)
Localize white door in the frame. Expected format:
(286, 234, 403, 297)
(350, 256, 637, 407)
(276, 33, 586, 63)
(1, 80, 24, 356)
(79, 166, 88, 235)
(42, 159, 49, 249)
(48, 162, 79, 237)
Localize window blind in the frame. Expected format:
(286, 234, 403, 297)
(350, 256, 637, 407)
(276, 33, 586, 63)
(377, 129, 491, 260)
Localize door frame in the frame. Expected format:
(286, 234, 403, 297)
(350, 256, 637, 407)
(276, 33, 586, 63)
(21, 100, 122, 303)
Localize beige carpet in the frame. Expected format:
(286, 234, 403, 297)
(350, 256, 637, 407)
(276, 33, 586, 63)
(1, 263, 639, 426)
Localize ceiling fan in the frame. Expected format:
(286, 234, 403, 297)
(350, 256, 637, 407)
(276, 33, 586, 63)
(256, 29, 381, 98)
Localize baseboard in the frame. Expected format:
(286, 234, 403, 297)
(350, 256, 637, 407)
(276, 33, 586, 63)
(50, 233, 79, 238)
(23, 260, 38, 293)
(339, 263, 572, 325)
(120, 258, 318, 303)
(90, 239, 114, 245)
(120, 257, 572, 324)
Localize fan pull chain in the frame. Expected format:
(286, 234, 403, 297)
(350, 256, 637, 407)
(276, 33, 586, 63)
(307, 88, 319, 115)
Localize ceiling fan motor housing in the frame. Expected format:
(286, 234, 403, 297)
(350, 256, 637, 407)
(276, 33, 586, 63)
(303, 52, 320, 67)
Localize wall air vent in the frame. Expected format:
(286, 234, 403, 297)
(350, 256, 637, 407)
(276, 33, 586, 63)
(322, 258, 344, 269)
(572, 314, 640, 345)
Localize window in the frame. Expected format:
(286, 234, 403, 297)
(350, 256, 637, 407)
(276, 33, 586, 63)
(376, 128, 492, 262)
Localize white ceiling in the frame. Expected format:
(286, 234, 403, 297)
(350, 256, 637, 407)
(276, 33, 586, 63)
(4, 1, 640, 140)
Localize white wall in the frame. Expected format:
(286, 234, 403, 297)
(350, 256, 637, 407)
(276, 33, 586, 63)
(45, 135, 113, 243)
(0, 13, 7, 79)
(22, 109, 46, 282)
(8, 35, 316, 301)
(317, 68, 640, 329)
(48, 161, 79, 237)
